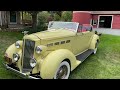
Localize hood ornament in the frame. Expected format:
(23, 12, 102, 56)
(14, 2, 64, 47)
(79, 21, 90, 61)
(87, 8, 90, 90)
(22, 31, 29, 36)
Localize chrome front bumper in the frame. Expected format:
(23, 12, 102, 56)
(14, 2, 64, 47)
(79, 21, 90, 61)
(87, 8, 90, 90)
(3, 63, 41, 79)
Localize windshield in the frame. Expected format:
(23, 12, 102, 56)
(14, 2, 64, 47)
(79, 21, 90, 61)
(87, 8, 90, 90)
(48, 21, 79, 32)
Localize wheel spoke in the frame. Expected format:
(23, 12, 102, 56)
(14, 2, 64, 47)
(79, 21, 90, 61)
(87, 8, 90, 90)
(56, 65, 68, 79)
(54, 61, 70, 79)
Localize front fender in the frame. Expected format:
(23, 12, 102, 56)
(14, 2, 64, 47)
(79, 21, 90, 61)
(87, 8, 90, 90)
(40, 49, 80, 79)
(5, 40, 23, 59)
(4, 40, 23, 71)
(89, 34, 99, 49)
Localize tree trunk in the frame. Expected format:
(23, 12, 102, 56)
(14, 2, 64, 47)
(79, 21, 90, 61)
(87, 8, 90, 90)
(32, 12, 37, 29)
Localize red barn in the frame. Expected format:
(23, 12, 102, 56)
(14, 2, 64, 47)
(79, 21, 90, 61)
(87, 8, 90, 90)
(72, 11, 120, 29)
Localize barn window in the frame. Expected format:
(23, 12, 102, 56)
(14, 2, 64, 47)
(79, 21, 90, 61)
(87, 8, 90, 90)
(93, 20, 98, 25)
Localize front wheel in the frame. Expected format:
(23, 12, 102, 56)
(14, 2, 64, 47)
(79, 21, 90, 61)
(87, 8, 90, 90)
(54, 61, 70, 79)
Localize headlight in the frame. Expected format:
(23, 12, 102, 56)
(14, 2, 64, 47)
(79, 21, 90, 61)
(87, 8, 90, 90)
(13, 53, 20, 62)
(15, 41, 20, 49)
(30, 58, 37, 68)
(35, 46, 42, 54)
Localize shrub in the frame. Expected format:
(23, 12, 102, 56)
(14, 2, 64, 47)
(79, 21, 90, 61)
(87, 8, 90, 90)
(23, 12, 32, 20)
(53, 13, 61, 21)
(37, 16, 48, 31)
(37, 11, 51, 23)
(61, 11, 72, 21)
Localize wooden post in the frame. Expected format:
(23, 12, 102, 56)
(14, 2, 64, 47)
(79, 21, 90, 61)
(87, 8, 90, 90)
(0, 11, 2, 26)
(21, 11, 23, 24)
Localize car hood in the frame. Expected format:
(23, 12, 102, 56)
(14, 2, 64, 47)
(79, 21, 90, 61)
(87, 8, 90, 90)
(32, 29, 76, 40)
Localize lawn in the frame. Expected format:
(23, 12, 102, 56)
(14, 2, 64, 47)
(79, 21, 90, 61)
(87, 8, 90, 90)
(0, 32, 23, 79)
(0, 31, 120, 79)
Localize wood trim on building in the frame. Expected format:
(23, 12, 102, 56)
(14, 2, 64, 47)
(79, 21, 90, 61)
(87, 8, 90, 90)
(92, 11, 120, 14)
(0, 11, 2, 26)
(73, 11, 92, 13)
(97, 15, 113, 28)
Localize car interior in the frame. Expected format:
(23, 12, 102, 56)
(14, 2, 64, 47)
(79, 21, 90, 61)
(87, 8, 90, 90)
(77, 24, 93, 33)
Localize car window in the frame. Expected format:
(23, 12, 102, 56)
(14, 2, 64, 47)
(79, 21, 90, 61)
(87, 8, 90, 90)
(48, 21, 79, 32)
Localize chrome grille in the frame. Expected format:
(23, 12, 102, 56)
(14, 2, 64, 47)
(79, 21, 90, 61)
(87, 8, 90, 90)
(22, 39, 35, 73)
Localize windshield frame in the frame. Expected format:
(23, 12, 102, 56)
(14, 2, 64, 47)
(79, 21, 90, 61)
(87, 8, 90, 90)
(48, 21, 79, 33)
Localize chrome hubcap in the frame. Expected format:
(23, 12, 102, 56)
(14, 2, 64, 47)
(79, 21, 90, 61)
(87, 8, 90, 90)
(56, 65, 68, 79)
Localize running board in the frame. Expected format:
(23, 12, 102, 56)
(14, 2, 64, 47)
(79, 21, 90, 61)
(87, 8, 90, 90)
(76, 49, 94, 62)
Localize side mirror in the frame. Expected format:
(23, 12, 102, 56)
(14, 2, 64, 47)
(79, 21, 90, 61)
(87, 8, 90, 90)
(94, 31, 102, 36)
(98, 33, 102, 36)
(95, 31, 97, 34)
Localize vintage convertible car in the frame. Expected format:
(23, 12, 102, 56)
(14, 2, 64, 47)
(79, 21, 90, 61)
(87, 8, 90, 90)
(3, 21, 100, 79)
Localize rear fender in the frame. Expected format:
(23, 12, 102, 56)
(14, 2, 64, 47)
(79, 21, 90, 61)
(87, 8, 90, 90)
(89, 34, 99, 50)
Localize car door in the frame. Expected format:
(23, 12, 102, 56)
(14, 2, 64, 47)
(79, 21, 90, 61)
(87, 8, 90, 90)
(72, 25, 93, 55)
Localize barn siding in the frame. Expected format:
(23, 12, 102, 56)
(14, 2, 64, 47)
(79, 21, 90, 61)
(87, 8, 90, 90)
(92, 15, 98, 28)
(112, 15, 120, 29)
(72, 11, 92, 24)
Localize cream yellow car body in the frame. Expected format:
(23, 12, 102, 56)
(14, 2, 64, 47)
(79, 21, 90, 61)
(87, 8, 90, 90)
(4, 22, 100, 79)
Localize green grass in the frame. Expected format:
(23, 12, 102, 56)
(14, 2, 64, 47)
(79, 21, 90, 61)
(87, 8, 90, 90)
(70, 34, 120, 79)
(0, 32, 120, 79)
(0, 32, 23, 79)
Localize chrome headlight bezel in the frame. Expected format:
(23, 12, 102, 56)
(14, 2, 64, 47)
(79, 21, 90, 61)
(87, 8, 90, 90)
(15, 41, 20, 49)
(30, 58, 37, 68)
(35, 46, 42, 54)
(13, 53, 20, 62)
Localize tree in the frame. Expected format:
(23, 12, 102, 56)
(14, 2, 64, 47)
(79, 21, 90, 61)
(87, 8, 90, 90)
(53, 13, 60, 21)
(27, 11, 40, 29)
(49, 11, 62, 17)
(54, 11, 62, 17)
(61, 11, 72, 21)
(37, 11, 51, 23)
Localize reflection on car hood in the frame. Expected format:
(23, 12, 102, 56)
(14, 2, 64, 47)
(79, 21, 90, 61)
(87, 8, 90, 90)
(33, 29, 76, 40)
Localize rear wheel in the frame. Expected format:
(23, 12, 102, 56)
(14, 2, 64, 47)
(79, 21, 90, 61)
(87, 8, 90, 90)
(54, 61, 70, 79)
(93, 41, 98, 54)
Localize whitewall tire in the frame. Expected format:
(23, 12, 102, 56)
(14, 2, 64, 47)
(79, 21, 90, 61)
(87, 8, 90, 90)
(93, 42, 98, 54)
(93, 48, 97, 54)
(54, 61, 70, 79)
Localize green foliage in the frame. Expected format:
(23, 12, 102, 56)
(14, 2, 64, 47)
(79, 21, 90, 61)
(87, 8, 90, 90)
(61, 11, 72, 21)
(53, 13, 61, 21)
(22, 11, 50, 34)
(36, 11, 50, 32)
(22, 12, 32, 20)
(37, 11, 51, 23)
(36, 16, 48, 31)
(22, 11, 72, 34)
(27, 11, 40, 16)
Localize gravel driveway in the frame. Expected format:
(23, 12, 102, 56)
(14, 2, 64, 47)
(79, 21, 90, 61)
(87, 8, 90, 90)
(93, 28, 120, 36)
